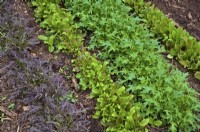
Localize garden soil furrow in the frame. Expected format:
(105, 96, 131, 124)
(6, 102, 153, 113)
(145, 0, 200, 41)
(145, 0, 200, 93)
(1, 0, 199, 131)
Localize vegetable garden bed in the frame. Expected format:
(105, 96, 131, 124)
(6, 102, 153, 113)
(145, 0, 200, 93)
(0, 0, 200, 132)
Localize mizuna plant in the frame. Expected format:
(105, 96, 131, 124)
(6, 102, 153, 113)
(124, 0, 200, 80)
(65, 0, 200, 131)
(74, 52, 149, 132)
(32, 1, 151, 131)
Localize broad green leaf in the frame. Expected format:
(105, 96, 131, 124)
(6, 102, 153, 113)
(49, 35, 55, 45)
(129, 107, 136, 114)
(38, 35, 48, 41)
(194, 71, 200, 80)
(139, 118, 149, 127)
(167, 54, 173, 59)
(117, 86, 125, 94)
(48, 45, 54, 52)
(154, 120, 162, 127)
(179, 60, 188, 67)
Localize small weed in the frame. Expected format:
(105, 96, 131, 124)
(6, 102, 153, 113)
(59, 66, 69, 74)
(0, 31, 4, 37)
(67, 92, 78, 103)
(1, 96, 7, 101)
(0, 112, 5, 122)
(8, 103, 15, 110)
(54, 55, 58, 60)
(59, 66, 72, 79)
(59, 91, 78, 103)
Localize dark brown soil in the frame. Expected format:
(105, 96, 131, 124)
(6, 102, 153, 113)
(145, 0, 200, 41)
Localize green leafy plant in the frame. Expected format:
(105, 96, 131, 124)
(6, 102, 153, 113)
(33, 0, 200, 131)
(32, 0, 83, 53)
(32, 1, 150, 131)
(1, 96, 7, 101)
(194, 71, 200, 80)
(0, 112, 5, 122)
(67, 92, 78, 103)
(65, 0, 200, 131)
(8, 103, 15, 110)
(74, 51, 149, 131)
(124, 0, 200, 80)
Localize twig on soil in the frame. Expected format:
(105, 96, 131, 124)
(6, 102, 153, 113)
(0, 106, 17, 118)
(17, 125, 20, 132)
(72, 76, 79, 91)
(171, 5, 185, 10)
(1, 117, 12, 121)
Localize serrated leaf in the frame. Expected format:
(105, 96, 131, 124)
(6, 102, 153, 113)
(111, 112, 118, 117)
(127, 115, 132, 121)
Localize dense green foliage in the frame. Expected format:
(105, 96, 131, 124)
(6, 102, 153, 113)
(65, 0, 200, 131)
(75, 52, 148, 131)
(32, 0, 200, 131)
(124, 0, 200, 80)
(32, 1, 151, 131)
(32, 0, 82, 53)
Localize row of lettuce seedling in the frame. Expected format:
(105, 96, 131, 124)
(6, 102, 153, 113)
(32, 0, 200, 131)
(124, 0, 200, 80)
